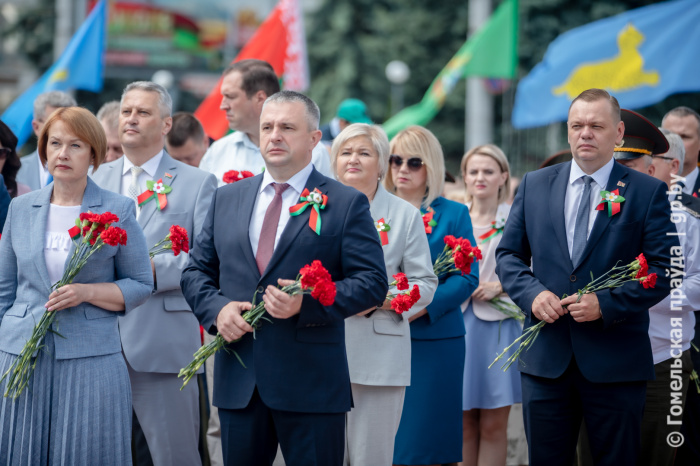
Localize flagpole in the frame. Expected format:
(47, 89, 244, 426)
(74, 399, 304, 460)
(466, 0, 493, 151)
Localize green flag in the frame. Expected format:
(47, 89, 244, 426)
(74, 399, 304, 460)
(383, 0, 518, 138)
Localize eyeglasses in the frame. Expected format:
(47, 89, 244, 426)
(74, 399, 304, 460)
(389, 155, 424, 171)
(652, 155, 674, 162)
(0, 148, 12, 159)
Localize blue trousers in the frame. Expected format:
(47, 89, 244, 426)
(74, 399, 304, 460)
(522, 359, 646, 466)
(218, 387, 344, 466)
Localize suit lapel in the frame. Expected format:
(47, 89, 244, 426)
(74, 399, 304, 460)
(241, 176, 264, 277)
(138, 152, 178, 228)
(98, 158, 123, 194)
(261, 169, 327, 281)
(549, 162, 573, 271)
(575, 162, 629, 270)
(369, 184, 392, 226)
(31, 186, 54, 291)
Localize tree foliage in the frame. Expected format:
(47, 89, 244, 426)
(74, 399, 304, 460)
(307, 0, 700, 174)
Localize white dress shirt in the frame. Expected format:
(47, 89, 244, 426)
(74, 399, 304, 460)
(248, 162, 314, 257)
(199, 131, 333, 187)
(120, 150, 164, 197)
(648, 195, 700, 364)
(564, 157, 615, 260)
(681, 166, 699, 195)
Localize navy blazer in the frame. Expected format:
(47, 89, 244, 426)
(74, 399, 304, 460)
(409, 197, 479, 340)
(181, 168, 388, 413)
(496, 161, 678, 383)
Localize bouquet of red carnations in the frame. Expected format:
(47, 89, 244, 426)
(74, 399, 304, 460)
(1, 212, 127, 399)
(149, 225, 189, 258)
(490, 253, 657, 372)
(386, 272, 421, 314)
(433, 235, 482, 278)
(178, 260, 337, 388)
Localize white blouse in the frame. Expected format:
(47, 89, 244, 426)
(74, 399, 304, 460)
(44, 204, 81, 286)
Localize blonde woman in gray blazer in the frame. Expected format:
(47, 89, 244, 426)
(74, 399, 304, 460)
(331, 124, 438, 465)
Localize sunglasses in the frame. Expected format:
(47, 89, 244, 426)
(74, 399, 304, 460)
(0, 147, 12, 159)
(652, 155, 674, 162)
(389, 155, 424, 171)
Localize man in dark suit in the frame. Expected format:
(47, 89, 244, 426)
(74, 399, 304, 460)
(496, 88, 678, 465)
(181, 90, 388, 466)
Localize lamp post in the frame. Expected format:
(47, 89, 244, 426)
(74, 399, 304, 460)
(385, 60, 410, 116)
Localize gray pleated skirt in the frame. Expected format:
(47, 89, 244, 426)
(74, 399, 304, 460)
(0, 332, 132, 465)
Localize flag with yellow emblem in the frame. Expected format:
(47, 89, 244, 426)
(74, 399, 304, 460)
(1, 0, 106, 148)
(512, 0, 700, 129)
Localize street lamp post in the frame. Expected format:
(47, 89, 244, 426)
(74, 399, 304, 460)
(385, 60, 410, 116)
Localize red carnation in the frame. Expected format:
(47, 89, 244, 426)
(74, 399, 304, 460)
(642, 273, 657, 289)
(444, 235, 458, 249)
(223, 170, 255, 184)
(635, 253, 649, 279)
(393, 273, 409, 291)
(311, 279, 337, 306)
(79, 212, 101, 224)
(390, 294, 412, 314)
(409, 284, 421, 305)
(222, 170, 239, 184)
(99, 212, 119, 226)
(168, 225, 189, 256)
(101, 227, 127, 246)
(300, 260, 332, 289)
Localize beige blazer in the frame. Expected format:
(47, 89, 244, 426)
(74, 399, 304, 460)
(344, 184, 438, 386)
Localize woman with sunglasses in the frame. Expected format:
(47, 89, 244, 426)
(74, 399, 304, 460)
(331, 123, 438, 465)
(460, 144, 521, 466)
(388, 126, 479, 466)
(0, 121, 31, 198)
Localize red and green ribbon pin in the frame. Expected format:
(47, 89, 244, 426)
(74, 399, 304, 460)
(375, 218, 391, 246)
(137, 179, 172, 211)
(290, 188, 327, 235)
(595, 189, 625, 217)
(478, 216, 506, 243)
(421, 208, 437, 234)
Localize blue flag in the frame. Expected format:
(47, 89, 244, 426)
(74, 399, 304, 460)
(512, 0, 700, 129)
(1, 0, 106, 148)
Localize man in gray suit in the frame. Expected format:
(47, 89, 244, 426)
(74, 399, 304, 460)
(16, 91, 76, 191)
(92, 81, 217, 466)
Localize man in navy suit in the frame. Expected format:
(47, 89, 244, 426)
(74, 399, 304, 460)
(496, 88, 678, 466)
(181, 90, 387, 466)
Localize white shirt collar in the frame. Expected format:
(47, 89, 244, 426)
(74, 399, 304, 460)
(259, 162, 314, 195)
(122, 150, 164, 178)
(229, 131, 259, 150)
(569, 157, 615, 189)
(684, 166, 699, 193)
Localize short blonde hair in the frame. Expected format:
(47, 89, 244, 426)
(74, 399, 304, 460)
(385, 126, 445, 209)
(38, 107, 107, 171)
(330, 123, 390, 180)
(461, 144, 511, 204)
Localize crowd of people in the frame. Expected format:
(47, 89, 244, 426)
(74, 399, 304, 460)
(0, 58, 699, 466)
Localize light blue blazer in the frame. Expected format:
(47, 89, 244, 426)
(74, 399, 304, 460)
(0, 178, 153, 359)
